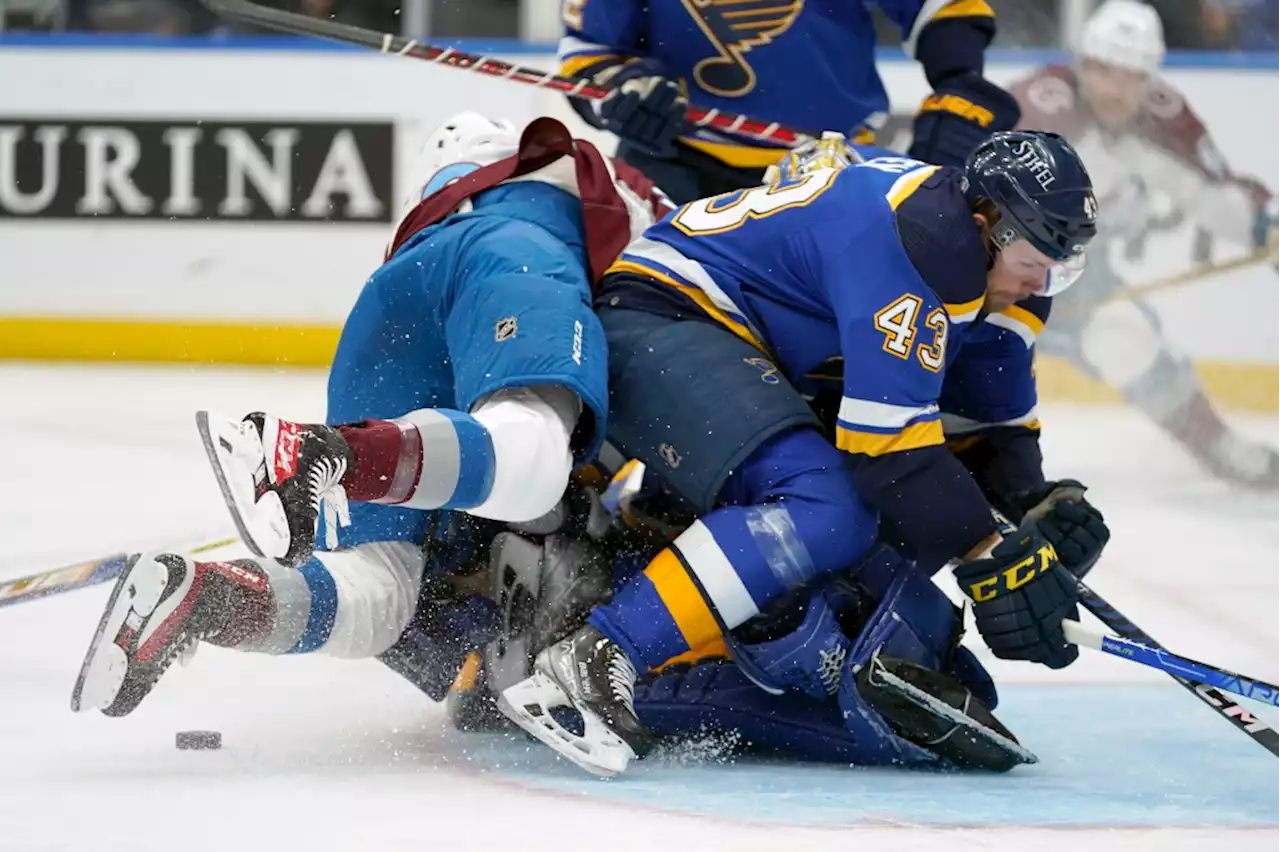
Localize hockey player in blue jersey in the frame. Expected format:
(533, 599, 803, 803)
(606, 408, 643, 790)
(496, 131, 1110, 776)
(70, 113, 671, 718)
(557, 0, 1021, 202)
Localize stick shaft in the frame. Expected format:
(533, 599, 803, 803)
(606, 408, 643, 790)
(1062, 619, 1279, 707)
(198, 0, 811, 146)
(1115, 248, 1273, 302)
(1067, 571, 1279, 756)
(0, 537, 237, 609)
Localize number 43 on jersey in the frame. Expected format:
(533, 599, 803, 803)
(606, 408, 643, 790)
(875, 294, 947, 372)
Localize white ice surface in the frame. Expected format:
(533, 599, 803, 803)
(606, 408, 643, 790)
(0, 364, 1275, 851)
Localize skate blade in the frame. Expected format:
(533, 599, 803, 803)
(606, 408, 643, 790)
(70, 554, 164, 713)
(195, 410, 287, 561)
(497, 671, 635, 778)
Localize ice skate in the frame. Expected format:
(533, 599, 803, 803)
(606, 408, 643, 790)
(1200, 431, 1278, 490)
(71, 553, 273, 717)
(497, 625, 652, 776)
(196, 410, 355, 567)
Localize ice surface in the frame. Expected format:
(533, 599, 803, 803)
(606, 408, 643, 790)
(0, 364, 1275, 851)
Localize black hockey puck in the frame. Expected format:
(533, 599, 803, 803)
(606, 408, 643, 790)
(175, 730, 222, 750)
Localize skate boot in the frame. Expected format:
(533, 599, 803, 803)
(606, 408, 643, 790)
(1201, 430, 1278, 490)
(196, 410, 355, 567)
(71, 553, 274, 717)
(498, 625, 652, 776)
(1160, 393, 1278, 489)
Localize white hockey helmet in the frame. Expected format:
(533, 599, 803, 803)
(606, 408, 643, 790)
(1077, 0, 1166, 76)
(399, 112, 520, 216)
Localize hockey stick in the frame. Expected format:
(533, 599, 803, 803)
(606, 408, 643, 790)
(1059, 247, 1276, 318)
(197, 0, 812, 148)
(1114, 246, 1276, 302)
(1008, 492, 1279, 755)
(1065, 570, 1280, 756)
(1061, 618, 1279, 707)
(0, 536, 238, 610)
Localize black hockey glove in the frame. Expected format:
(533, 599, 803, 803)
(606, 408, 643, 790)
(587, 58, 689, 158)
(954, 524, 1079, 670)
(908, 72, 1020, 168)
(1012, 480, 1110, 581)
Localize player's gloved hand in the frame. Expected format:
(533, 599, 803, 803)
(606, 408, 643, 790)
(1010, 479, 1110, 580)
(908, 72, 1020, 168)
(588, 58, 688, 158)
(954, 524, 1079, 670)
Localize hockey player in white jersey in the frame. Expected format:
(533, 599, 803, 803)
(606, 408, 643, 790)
(1009, 0, 1278, 487)
(69, 113, 669, 717)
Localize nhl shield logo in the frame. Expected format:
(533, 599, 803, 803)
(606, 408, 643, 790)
(495, 316, 517, 342)
(659, 443, 682, 469)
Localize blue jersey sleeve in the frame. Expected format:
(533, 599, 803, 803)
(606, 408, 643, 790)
(941, 297, 1047, 433)
(812, 170, 948, 458)
(941, 296, 1050, 507)
(871, 0, 995, 56)
(804, 169, 998, 570)
(872, 0, 995, 90)
(558, 0, 646, 78)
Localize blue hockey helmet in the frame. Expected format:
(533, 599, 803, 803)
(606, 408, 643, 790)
(962, 131, 1098, 296)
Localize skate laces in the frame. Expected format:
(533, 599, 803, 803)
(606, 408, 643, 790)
(308, 454, 352, 551)
(606, 647, 639, 713)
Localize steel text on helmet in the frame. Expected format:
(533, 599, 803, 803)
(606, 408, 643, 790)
(962, 130, 1099, 299)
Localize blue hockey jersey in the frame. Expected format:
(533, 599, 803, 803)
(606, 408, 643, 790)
(601, 155, 1050, 566)
(558, 0, 997, 168)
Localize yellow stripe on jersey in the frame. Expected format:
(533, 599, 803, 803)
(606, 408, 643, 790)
(655, 637, 731, 673)
(606, 259, 769, 354)
(557, 52, 618, 79)
(885, 166, 942, 210)
(680, 126, 878, 169)
(836, 418, 945, 456)
(944, 296, 985, 322)
(643, 548, 722, 653)
(679, 137, 792, 169)
(1001, 304, 1046, 337)
(945, 433, 985, 454)
(932, 0, 995, 22)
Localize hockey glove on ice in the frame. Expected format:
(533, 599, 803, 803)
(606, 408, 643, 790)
(954, 524, 1080, 670)
(586, 59, 689, 158)
(1011, 480, 1110, 581)
(908, 72, 1020, 168)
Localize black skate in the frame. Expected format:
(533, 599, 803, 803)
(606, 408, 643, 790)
(70, 553, 270, 717)
(856, 651, 1037, 772)
(196, 410, 355, 568)
(497, 625, 653, 776)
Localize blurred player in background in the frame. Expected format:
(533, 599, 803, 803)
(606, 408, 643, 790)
(556, 0, 1021, 202)
(1010, 0, 1278, 487)
(69, 113, 670, 718)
